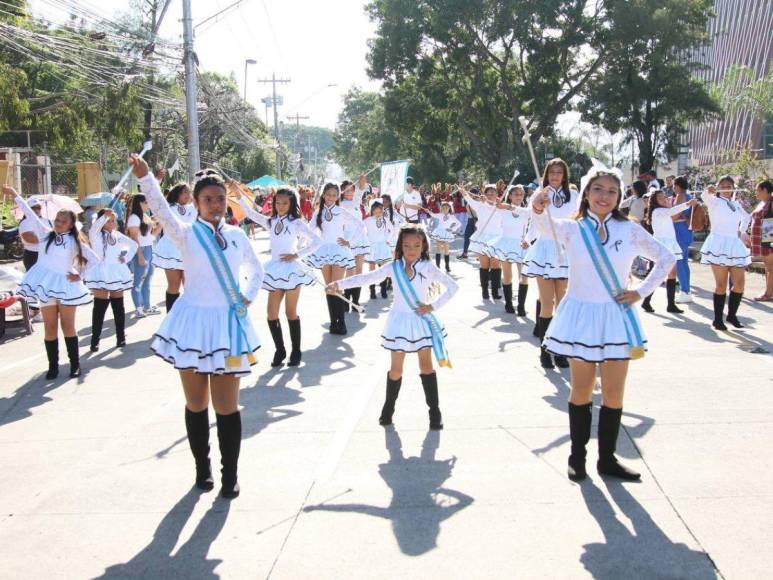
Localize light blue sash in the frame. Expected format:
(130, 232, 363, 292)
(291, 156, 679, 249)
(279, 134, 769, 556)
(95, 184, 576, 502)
(577, 218, 645, 359)
(391, 259, 451, 368)
(192, 221, 255, 369)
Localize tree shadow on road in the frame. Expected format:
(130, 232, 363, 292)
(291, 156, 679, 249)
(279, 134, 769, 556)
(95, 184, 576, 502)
(97, 489, 231, 579)
(303, 429, 474, 556)
(579, 480, 717, 579)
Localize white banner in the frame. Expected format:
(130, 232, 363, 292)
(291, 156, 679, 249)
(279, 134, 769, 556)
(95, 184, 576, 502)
(379, 160, 409, 200)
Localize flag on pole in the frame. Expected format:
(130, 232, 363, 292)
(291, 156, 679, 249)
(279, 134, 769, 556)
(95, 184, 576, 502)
(168, 158, 180, 176)
(379, 160, 410, 201)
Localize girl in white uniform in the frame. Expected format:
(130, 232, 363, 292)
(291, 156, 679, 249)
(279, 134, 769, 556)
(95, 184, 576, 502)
(463, 185, 504, 300)
(381, 194, 404, 248)
(640, 191, 697, 314)
(488, 185, 531, 316)
(340, 177, 370, 310)
(3, 186, 99, 379)
(699, 175, 752, 329)
(305, 182, 366, 335)
(85, 208, 138, 351)
(427, 202, 461, 273)
(523, 159, 579, 369)
(153, 182, 197, 312)
(531, 168, 674, 483)
(329, 224, 458, 430)
(238, 188, 322, 368)
(363, 199, 396, 299)
(131, 158, 263, 500)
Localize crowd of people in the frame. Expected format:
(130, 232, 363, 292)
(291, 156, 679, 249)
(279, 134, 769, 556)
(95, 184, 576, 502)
(1, 154, 771, 498)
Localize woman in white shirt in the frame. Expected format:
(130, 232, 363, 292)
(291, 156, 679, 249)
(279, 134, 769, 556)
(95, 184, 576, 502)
(126, 194, 158, 318)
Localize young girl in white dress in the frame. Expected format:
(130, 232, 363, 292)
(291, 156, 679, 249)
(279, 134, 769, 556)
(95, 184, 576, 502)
(3, 186, 99, 379)
(427, 201, 461, 273)
(463, 185, 504, 300)
(488, 185, 531, 315)
(238, 188, 322, 367)
(699, 175, 752, 329)
(152, 182, 197, 312)
(641, 190, 697, 314)
(363, 199, 395, 299)
(305, 182, 366, 335)
(339, 177, 370, 310)
(85, 208, 138, 351)
(523, 159, 579, 369)
(328, 224, 458, 430)
(131, 159, 263, 500)
(531, 168, 675, 482)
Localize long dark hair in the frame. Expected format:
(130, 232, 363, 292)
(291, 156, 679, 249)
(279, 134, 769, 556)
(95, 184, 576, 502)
(45, 210, 86, 266)
(542, 158, 571, 201)
(316, 182, 340, 229)
(576, 172, 628, 222)
(381, 194, 396, 224)
(166, 182, 190, 206)
(394, 224, 430, 262)
(271, 187, 301, 222)
(128, 194, 150, 236)
(644, 189, 669, 227)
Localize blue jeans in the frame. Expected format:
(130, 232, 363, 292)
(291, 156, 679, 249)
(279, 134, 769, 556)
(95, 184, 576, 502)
(130, 245, 154, 310)
(674, 223, 693, 292)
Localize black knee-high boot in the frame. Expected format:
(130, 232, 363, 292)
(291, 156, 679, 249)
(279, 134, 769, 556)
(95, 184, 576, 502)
(267, 319, 286, 367)
(503, 283, 515, 313)
(326, 294, 337, 332)
(380, 280, 388, 298)
(712, 293, 727, 330)
(479, 268, 490, 299)
(342, 289, 351, 313)
(420, 372, 443, 430)
(538, 317, 554, 369)
(216, 411, 242, 499)
(352, 287, 362, 308)
(532, 299, 541, 336)
(110, 296, 126, 347)
(641, 293, 654, 313)
(726, 291, 744, 328)
(90, 297, 110, 351)
(64, 335, 80, 378)
(666, 279, 682, 313)
(332, 296, 348, 335)
(568, 402, 592, 481)
(435, 253, 441, 268)
(370, 284, 377, 299)
(288, 318, 302, 366)
(379, 373, 402, 426)
(185, 407, 214, 491)
(44, 338, 59, 380)
(517, 283, 528, 317)
(490, 268, 502, 299)
(597, 406, 640, 481)
(444, 254, 450, 272)
(165, 292, 180, 312)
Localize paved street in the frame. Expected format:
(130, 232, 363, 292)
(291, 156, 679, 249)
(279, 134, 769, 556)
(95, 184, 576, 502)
(1, 232, 771, 579)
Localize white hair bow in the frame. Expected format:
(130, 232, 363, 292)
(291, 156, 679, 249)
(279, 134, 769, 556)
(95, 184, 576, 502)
(580, 158, 625, 195)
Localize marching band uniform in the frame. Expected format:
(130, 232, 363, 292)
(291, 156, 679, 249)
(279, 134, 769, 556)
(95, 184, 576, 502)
(642, 201, 691, 312)
(466, 196, 504, 298)
(341, 185, 370, 259)
(363, 213, 395, 299)
(427, 211, 461, 272)
(487, 206, 531, 315)
(152, 202, 197, 269)
(85, 213, 138, 350)
(524, 187, 579, 279)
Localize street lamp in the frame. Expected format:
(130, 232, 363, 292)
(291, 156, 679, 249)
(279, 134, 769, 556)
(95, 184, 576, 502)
(243, 59, 257, 101)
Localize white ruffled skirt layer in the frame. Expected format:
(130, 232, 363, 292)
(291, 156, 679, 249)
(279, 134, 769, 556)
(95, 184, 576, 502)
(350, 234, 371, 258)
(84, 262, 133, 291)
(469, 232, 499, 257)
(381, 310, 447, 353)
(543, 297, 647, 363)
(654, 236, 682, 260)
(152, 235, 183, 270)
(430, 230, 456, 243)
(262, 259, 315, 291)
(366, 241, 394, 265)
(523, 238, 569, 279)
(486, 236, 527, 264)
(304, 242, 356, 270)
(151, 297, 261, 377)
(699, 232, 751, 267)
(18, 265, 92, 307)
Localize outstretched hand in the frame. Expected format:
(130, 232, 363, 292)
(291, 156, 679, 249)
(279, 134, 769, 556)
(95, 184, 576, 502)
(128, 154, 149, 179)
(1, 184, 18, 201)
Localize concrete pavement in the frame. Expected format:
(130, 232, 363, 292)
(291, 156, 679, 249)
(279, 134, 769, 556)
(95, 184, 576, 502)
(1, 232, 771, 579)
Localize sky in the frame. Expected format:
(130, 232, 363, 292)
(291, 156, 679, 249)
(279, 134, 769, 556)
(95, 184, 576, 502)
(28, 0, 382, 129)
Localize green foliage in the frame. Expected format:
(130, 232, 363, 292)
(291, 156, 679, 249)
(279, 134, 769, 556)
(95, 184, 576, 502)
(713, 65, 773, 120)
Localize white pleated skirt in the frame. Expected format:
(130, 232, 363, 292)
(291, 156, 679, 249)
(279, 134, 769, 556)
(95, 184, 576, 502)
(699, 232, 751, 267)
(151, 297, 261, 377)
(262, 259, 315, 291)
(153, 235, 183, 270)
(486, 236, 527, 264)
(430, 229, 455, 243)
(523, 238, 569, 279)
(366, 241, 394, 265)
(304, 242, 356, 270)
(469, 232, 499, 257)
(84, 262, 133, 292)
(654, 236, 682, 260)
(381, 310, 448, 353)
(543, 297, 647, 362)
(18, 265, 92, 307)
(350, 234, 371, 258)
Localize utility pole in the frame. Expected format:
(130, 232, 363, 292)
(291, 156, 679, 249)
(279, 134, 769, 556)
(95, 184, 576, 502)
(243, 59, 256, 101)
(182, 0, 200, 180)
(257, 73, 290, 179)
(287, 112, 309, 160)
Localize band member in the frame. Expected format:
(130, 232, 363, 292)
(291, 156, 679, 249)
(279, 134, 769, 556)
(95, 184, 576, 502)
(341, 177, 370, 309)
(463, 185, 503, 300)
(363, 199, 395, 298)
(426, 201, 461, 273)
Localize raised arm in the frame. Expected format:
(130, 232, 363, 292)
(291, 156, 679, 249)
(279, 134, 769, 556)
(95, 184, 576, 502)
(666, 200, 694, 217)
(340, 207, 367, 239)
(336, 263, 390, 290)
(89, 214, 109, 256)
(630, 225, 677, 298)
(240, 230, 264, 303)
(426, 263, 459, 310)
(238, 198, 270, 230)
(7, 189, 50, 239)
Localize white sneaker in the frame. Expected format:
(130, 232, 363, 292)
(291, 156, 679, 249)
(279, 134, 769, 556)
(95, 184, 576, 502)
(135, 308, 146, 319)
(674, 292, 692, 304)
(144, 306, 161, 315)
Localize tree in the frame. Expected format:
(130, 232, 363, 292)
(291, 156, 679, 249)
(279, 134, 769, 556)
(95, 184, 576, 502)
(578, 0, 720, 172)
(713, 64, 773, 120)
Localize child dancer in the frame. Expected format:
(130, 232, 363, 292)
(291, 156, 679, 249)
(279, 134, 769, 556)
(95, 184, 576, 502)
(328, 224, 458, 429)
(339, 177, 370, 310)
(363, 199, 395, 299)
(85, 208, 138, 351)
(427, 201, 461, 273)
(463, 185, 504, 300)
(3, 185, 98, 379)
(238, 188, 322, 367)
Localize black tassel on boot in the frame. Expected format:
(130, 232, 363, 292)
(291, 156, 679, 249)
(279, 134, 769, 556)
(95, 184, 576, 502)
(64, 335, 80, 378)
(287, 318, 302, 366)
(216, 411, 242, 499)
(90, 297, 110, 352)
(666, 279, 683, 313)
(379, 373, 402, 426)
(712, 293, 727, 330)
(110, 296, 126, 347)
(517, 283, 528, 317)
(44, 339, 59, 380)
(479, 268, 490, 299)
(503, 283, 515, 313)
(490, 268, 502, 299)
(726, 291, 744, 328)
(185, 407, 214, 491)
(420, 372, 443, 430)
(568, 402, 592, 481)
(267, 319, 286, 367)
